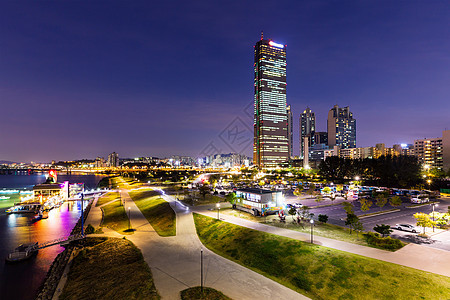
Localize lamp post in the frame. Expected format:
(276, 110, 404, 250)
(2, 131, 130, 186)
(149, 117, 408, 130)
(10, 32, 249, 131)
(200, 248, 203, 293)
(128, 207, 131, 230)
(431, 203, 438, 232)
(216, 203, 220, 220)
(81, 193, 84, 236)
(310, 219, 314, 243)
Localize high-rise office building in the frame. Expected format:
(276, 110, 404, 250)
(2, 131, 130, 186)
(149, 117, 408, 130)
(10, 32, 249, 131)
(327, 105, 356, 149)
(287, 105, 293, 158)
(253, 34, 289, 168)
(300, 107, 315, 158)
(107, 152, 119, 168)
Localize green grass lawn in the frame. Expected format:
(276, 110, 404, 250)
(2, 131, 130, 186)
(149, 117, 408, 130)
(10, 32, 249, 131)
(193, 213, 450, 300)
(180, 287, 231, 300)
(0, 193, 19, 211)
(221, 209, 404, 250)
(128, 189, 176, 236)
(59, 237, 159, 300)
(96, 192, 119, 207)
(101, 199, 133, 235)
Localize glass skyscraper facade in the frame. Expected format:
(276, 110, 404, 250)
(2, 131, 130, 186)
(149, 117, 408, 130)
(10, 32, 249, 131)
(327, 105, 356, 149)
(300, 107, 316, 158)
(253, 37, 289, 168)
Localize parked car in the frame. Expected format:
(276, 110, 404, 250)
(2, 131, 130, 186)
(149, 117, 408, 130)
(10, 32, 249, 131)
(394, 224, 418, 233)
(293, 203, 303, 209)
(411, 194, 429, 204)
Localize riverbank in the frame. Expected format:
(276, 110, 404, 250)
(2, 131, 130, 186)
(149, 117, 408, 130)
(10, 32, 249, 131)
(35, 198, 94, 299)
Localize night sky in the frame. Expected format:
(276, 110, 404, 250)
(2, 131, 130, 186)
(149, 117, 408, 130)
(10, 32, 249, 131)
(1, 1, 449, 162)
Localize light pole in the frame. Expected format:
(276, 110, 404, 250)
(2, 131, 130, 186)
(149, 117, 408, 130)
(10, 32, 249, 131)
(431, 203, 438, 232)
(81, 193, 84, 236)
(310, 219, 314, 243)
(216, 203, 220, 220)
(128, 207, 131, 230)
(200, 248, 203, 293)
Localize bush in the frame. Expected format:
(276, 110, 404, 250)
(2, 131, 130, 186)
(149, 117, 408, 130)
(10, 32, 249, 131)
(363, 232, 404, 250)
(318, 214, 328, 223)
(85, 224, 95, 234)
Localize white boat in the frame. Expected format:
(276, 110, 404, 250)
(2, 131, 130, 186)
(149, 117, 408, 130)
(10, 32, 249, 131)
(6, 203, 42, 214)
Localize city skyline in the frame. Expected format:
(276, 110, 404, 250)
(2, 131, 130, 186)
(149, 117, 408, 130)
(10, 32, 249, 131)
(1, 1, 449, 162)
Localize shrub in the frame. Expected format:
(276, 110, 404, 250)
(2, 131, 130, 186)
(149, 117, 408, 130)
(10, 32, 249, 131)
(318, 214, 328, 223)
(363, 232, 404, 250)
(85, 224, 95, 234)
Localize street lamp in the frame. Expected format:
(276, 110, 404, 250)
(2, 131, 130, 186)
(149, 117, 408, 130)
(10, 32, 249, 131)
(81, 193, 85, 236)
(310, 219, 314, 243)
(200, 248, 203, 293)
(128, 207, 131, 230)
(431, 203, 438, 232)
(216, 203, 220, 220)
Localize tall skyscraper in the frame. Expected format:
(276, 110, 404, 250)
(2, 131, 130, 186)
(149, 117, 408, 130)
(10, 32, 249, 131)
(253, 34, 289, 168)
(287, 105, 293, 158)
(300, 107, 315, 158)
(327, 105, 356, 149)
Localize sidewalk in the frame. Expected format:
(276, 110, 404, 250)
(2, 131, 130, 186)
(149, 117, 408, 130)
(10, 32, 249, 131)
(88, 189, 308, 300)
(192, 206, 450, 277)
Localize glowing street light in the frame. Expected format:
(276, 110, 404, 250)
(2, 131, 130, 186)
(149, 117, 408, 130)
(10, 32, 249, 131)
(216, 203, 220, 220)
(310, 219, 314, 243)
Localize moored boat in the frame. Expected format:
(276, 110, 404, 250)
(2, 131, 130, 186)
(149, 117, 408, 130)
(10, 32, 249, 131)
(5, 242, 38, 263)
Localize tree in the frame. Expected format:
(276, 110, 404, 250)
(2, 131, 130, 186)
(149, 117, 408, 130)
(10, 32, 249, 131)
(315, 194, 324, 203)
(298, 206, 311, 221)
(288, 207, 297, 222)
(345, 213, 360, 234)
(359, 198, 373, 211)
(318, 214, 328, 223)
(389, 196, 402, 207)
(413, 212, 435, 234)
(353, 220, 364, 237)
(226, 192, 237, 204)
(342, 202, 354, 214)
(375, 194, 388, 209)
(199, 184, 210, 200)
(293, 188, 302, 198)
(373, 224, 393, 237)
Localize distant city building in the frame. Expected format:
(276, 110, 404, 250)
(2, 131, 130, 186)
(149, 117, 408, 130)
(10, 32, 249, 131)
(94, 157, 106, 168)
(107, 152, 119, 168)
(205, 153, 249, 168)
(253, 34, 289, 168)
(300, 107, 315, 158)
(169, 156, 195, 166)
(327, 105, 356, 149)
(414, 136, 444, 170)
(443, 130, 450, 172)
(287, 105, 293, 158)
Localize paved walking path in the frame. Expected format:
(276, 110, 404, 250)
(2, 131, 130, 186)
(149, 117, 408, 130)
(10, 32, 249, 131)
(87, 188, 308, 300)
(192, 205, 450, 277)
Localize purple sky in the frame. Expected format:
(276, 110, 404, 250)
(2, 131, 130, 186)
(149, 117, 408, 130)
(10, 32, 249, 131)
(1, 1, 449, 162)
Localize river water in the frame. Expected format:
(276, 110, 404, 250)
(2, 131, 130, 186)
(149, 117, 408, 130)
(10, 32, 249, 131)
(0, 174, 106, 300)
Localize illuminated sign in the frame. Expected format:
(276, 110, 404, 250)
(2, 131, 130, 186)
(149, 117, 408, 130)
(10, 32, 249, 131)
(269, 41, 284, 49)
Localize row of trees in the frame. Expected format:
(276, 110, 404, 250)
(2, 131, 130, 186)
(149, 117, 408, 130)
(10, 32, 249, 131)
(319, 155, 422, 187)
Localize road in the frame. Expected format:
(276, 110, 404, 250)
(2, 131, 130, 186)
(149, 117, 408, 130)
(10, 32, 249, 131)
(285, 193, 450, 251)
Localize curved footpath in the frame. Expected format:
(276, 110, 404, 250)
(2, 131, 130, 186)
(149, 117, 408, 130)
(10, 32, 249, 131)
(85, 190, 308, 300)
(191, 204, 450, 277)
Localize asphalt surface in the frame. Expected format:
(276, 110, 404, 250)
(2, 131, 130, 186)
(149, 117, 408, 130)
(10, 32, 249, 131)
(285, 193, 450, 251)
